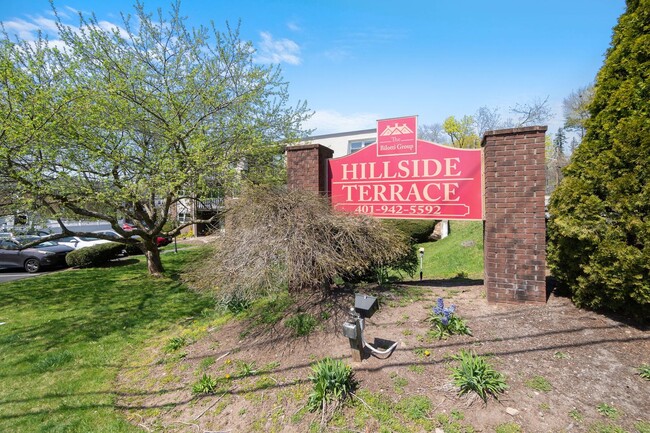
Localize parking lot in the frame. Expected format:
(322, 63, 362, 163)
(0, 267, 61, 283)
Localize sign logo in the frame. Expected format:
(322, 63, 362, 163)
(377, 116, 417, 157)
(328, 116, 483, 221)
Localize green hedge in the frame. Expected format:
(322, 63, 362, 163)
(124, 243, 144, 256)
(381, 219, 437, 243)
(65, 242, 125, 268)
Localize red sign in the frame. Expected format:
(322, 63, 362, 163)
(328, 133, 483, 220)
(377, 116, 418, 157)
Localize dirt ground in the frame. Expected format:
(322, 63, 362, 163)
(117, 281, 650, 432)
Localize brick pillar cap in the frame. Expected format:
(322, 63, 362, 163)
(481, 125, 548, 147)
(286, 143, 329, 152)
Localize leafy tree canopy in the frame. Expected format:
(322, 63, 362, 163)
(0, 1, 310, 275)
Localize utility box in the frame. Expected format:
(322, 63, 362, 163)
(342, 322, 357, 339)
(354, 293, 378, 319)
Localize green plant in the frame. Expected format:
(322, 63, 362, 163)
(285, 313, 318, 337)
(569, 408, 584, 422)
(34, 350, 74, 372)
(192, 373, 219, 395)
(450, 409, 464, 420)
(495, 422, 522, 433)
(596, 403, 619, 419)
(429, 298, 472, 339)
(396, 395, 432, 420)
(382, 219, 436, 243)
(224, 296, 252, 314)
(235, 360, 258, 378)
(638, 364, 650, 380)
(408, 364, 425, 374)
(65, 242, 125, 268)
(307, 357, 356, 412)
(450, 350, 507, 403)
(588, 422, 627, 433)
(164, 336, 187, 352)
(453, 270, 469, 279)
(525, 375, 552, 392)
(198, 357, 216, 371)
(391, 374, 408, 392)
(635, 421, 650, 433)
(261, 361, 281, 372)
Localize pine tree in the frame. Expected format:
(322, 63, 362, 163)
(548, 0, 650, 321)
(554, 128, 566, 159)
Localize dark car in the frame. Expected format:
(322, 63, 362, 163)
(0, 236, 73, 273)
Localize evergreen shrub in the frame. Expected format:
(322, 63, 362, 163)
(65, 242, 125, 268)
(382, 219, 437, 243)
(548, 0, 650, 322)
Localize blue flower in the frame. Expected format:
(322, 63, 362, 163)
(433, 297, 445, 315)
(441, 315, 449, 326)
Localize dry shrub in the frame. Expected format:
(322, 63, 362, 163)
(189, 186, 414, 301)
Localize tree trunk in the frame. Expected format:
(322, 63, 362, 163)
(145, 245, 165, 277)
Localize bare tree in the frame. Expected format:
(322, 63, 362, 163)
(473, 106, 503, 136)
(510, 96, 553, 126)
(186, 187, 415, 301)
(418, 123, 447, 143)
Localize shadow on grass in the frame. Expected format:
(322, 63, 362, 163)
(0, 249, 216, 428)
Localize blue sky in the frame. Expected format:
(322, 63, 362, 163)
(1, 0, 625, 136)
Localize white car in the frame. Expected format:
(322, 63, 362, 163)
(56, 235, 111, 250)
(93, 230, 124, 240)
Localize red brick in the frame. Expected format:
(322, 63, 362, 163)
(482, 126, 547, 306)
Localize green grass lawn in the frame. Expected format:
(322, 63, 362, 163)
(413, 220, 484, 280)
(0, 249, 214, 433)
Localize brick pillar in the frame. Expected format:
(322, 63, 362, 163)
(286, 144, 334, 193)
(482, 126, 547, 304)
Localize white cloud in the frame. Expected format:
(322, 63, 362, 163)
(287, 21, 301, 32)
(32, 17, 59, 33)
(2, 10, 130, 48)
(305, 110, 379, 134)
(64, 6, 80, 16)
(97, 20, 129, 39)
(255, 31, 301, 65)
(2, 18, 40, 40)
(323, 47, 351, 63)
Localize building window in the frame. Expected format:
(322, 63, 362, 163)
(348, 138, 376, 154)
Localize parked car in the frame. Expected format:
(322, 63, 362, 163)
(94, 229, 172, 247)
(56, 235, 111, 250)
(93, 229, 123, 240)
(0, 236, 73, 273)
